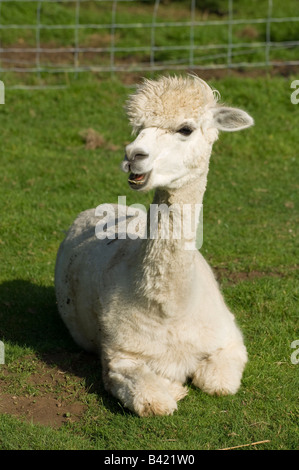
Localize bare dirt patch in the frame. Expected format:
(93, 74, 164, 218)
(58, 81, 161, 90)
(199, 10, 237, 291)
(213, 265, 298, 285)
(0, 394, 85, 428)
(79, 128, 120, 151)
(0, 355, 88, 428)
(2, 38, 299, 86)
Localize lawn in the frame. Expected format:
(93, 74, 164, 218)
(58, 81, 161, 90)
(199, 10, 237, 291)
(1, 0, 299, 87)
(0, 71, 298, 450)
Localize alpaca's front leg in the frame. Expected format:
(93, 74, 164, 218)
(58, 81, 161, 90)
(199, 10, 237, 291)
(102, 354, 187, 416)
(192, 342, 248, 396)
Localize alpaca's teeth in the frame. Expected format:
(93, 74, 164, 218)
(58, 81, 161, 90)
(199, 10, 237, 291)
(129, 180, 143, 185)
(128, 173, 146, 185)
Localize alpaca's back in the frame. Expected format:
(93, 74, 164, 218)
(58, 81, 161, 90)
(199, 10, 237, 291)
(55, 209, 105, 353)
(55, 205, 145, 353)
(54, 75, 251, 415)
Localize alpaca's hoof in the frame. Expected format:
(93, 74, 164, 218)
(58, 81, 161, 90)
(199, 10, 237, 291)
(131, 383, 181, 416)
(134, 395, 178, 417)
(192, 345, 247, 396)
(133, 380, 188, 416)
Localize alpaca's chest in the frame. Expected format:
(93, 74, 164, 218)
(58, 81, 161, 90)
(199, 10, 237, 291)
(100, 293, 209, 382)
(99, 241, 233, 381)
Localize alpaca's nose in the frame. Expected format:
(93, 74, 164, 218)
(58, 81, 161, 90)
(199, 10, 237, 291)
(122, 145, 150, 173)
(121, 154, 130, 173)
(126, 147, 149, 162)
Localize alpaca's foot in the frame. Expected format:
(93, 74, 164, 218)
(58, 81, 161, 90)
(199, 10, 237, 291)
(104, 357, 187, 417)
(192, 343, 248, 396)
(132, 378, 187, 417)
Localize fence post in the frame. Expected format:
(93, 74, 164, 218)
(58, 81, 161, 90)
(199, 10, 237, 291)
(0, 1, 299, 86)
(0, 80, 4, 104)
(0, 341, 4, 364)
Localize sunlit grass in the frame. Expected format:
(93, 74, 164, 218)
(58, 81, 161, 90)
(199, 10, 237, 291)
(0, 72, 298, 450)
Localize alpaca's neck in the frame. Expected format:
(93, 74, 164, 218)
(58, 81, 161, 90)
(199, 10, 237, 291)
(135, 177, 206, 316)
(145, 180, 204, 248)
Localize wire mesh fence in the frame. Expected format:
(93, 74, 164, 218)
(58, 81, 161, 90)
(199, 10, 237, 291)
(0, 0, 298, 87)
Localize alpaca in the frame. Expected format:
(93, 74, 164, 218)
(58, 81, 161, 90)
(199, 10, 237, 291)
(55, 75, 254, 416)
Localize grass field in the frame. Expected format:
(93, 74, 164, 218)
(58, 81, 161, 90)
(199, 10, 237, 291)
(1, 0, 299, 87)
(0, 71, 298, 450)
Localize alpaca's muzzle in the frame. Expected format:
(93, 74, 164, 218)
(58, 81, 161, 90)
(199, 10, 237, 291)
(121, 155, 131, 173)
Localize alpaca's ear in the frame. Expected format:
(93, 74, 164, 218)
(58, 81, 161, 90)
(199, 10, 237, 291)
(211, 106, 254, 132)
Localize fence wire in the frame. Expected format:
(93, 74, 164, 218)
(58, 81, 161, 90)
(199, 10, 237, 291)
(0, 0, 298, 87)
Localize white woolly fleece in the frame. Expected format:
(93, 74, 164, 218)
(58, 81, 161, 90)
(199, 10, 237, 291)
(55, 74, 252, 417)
(126, 75, 219, 133)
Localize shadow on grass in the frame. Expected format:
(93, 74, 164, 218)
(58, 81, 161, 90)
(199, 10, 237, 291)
(0, 279, 123, 415)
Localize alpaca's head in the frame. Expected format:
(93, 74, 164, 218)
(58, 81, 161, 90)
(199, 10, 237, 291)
(122, 75, 253, 192)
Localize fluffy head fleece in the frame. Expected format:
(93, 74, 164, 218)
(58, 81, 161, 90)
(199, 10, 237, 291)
(126, 75, 220, 134)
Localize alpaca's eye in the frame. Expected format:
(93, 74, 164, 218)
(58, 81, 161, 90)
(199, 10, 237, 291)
(177, 126, 193, 136)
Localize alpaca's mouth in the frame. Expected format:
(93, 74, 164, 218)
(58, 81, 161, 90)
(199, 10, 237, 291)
(128, 171, 151, 190)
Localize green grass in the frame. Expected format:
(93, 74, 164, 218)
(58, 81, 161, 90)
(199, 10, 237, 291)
(0, 0, 299, 88)
(0, 73, 298, 450)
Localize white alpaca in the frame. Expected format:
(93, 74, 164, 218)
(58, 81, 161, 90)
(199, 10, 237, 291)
(55, 75, 253, 416)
